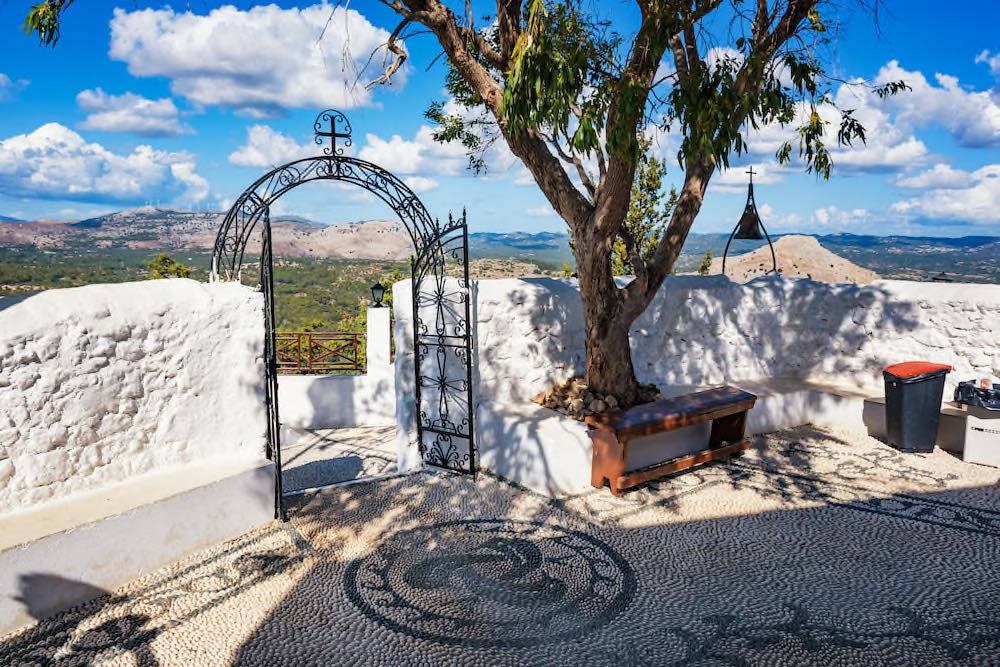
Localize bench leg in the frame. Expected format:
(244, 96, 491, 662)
(590, 430, 626, 495)
(709, 410, 748, 449)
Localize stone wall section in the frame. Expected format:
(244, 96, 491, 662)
(0, 279, 267, 512)
(466, 276, 1000, 403)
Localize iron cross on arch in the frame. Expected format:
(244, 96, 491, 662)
(313, 109, 353, 156)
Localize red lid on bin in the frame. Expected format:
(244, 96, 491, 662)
(883, 361, 952, 378)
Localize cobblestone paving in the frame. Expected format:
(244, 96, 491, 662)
(280, 426, 396, 493)
(2, 425, 999, 666)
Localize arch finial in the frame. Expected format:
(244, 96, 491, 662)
(314, 109, 352, 156)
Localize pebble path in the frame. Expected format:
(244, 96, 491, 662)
(2, 425, 998, 666)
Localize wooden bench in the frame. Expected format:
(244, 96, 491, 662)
(585, 385, 757, 496)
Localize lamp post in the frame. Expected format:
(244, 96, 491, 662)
(370, 281, 386, 307)
(722, 166, 777, 276)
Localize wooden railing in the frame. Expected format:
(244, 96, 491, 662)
(275, 332, 366, 374)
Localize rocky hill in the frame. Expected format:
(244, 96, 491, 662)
(270, 219, 413, 260)
(0, 208, 416, 259)
(0, 207, 572, 265)
(4, 208, 1000, 283)
(707, 234, 880, 284)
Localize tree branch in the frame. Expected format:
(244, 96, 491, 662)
(622, 0, 817, 315)
(546, 130, 597, 199)
(618, 224, 647, 280)
(596, 1, 723, 242)
(366, 16, 412, 90)
(375, 0, 594, 228)
(496, 0, 522, 66)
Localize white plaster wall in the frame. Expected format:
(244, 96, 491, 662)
(0, 279, 268, 512)
(468, 275, 1000, 402)
(276, 306, 396, 429)
(277, 370, 395, 429)
(393, 275, 1000, 493)
(393, 281, 421, 471)
(394, 276, 1000, 457)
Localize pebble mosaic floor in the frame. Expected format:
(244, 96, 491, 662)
(280, 426, 397, 493)
(2, 425, 999, 666)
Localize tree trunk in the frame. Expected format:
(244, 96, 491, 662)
(574, 226, 642, 406)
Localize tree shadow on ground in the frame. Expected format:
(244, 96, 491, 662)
(3, 427, 999, 665)
(4, 574, 160, 666)
(227, 448, 1000, 665)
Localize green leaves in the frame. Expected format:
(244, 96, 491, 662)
(501, 0, 616, 155)
(425, 102, 489, 174)
(426, 0, 911, 194)
(23, 0, 73, 47)
(147, 253, 192, 280)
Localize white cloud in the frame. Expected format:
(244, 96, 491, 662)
(403, 176, 438, 193)
(892, 164, 1000, 224)
(0, 73, 28, 100)
(896, 163, 969, 190)
(513, 168, 535, 186)
(525, 205, 554, 217)
(871, 60, 1000, 148)
(76, 88, 191, 136)
(811, 205, 870, 228)
(739, 60, 1000, 175)
(359, 126, 469, 176)
(228, 125, 315, 167)
(975, 49, 1000, 82)
(109, 4, 404, 117)
(712, 163, 788, 192)
(745, 97, 927, 174)
(0, 123, 208, 205)
(757, 203, 801, 230)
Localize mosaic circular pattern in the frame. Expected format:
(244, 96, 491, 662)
(344, 519, 636, 647)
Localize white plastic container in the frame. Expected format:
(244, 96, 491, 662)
(962, 405, 1000, 468)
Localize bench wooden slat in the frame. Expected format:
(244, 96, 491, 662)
(586, 385, 757, 440)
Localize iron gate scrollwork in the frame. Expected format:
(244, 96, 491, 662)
(211, 110, 476, 521)
(411, 212, 475, 474)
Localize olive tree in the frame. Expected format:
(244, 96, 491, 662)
(25, 0, 905, 406)
(368, 0, 903, 404)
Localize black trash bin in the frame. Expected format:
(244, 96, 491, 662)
(883, 361, 952, 453)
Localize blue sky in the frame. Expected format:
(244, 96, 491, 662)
(0, 1, 997, 236)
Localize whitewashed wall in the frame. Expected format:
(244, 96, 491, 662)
(0, 279, 268, 512)
(394, 276, 1000, 443)
(277, 307, 395, 429)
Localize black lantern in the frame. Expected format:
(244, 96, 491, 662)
(371, 281, 386, 307)
(722, 167, 777, 276)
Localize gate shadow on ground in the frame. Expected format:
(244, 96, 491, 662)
(5, 574, 160, 666)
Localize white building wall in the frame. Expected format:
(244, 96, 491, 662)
(468, 275, 1000, 401)
(393, 276, 1000, 453)
(0, 279, 268, 513)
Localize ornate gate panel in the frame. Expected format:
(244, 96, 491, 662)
(411, 213, 475, 474)
(211, 110, 477, 519)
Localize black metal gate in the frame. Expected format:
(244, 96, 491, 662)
(211, 110, 476, 520)
(411, 212, 475, 474)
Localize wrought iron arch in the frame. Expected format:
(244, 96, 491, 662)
(211, 110, 476, 520)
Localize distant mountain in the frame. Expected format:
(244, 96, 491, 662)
(2, 209, 999, 282)
(469, 230, 572, 267)
(0, 214, 26, 223)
